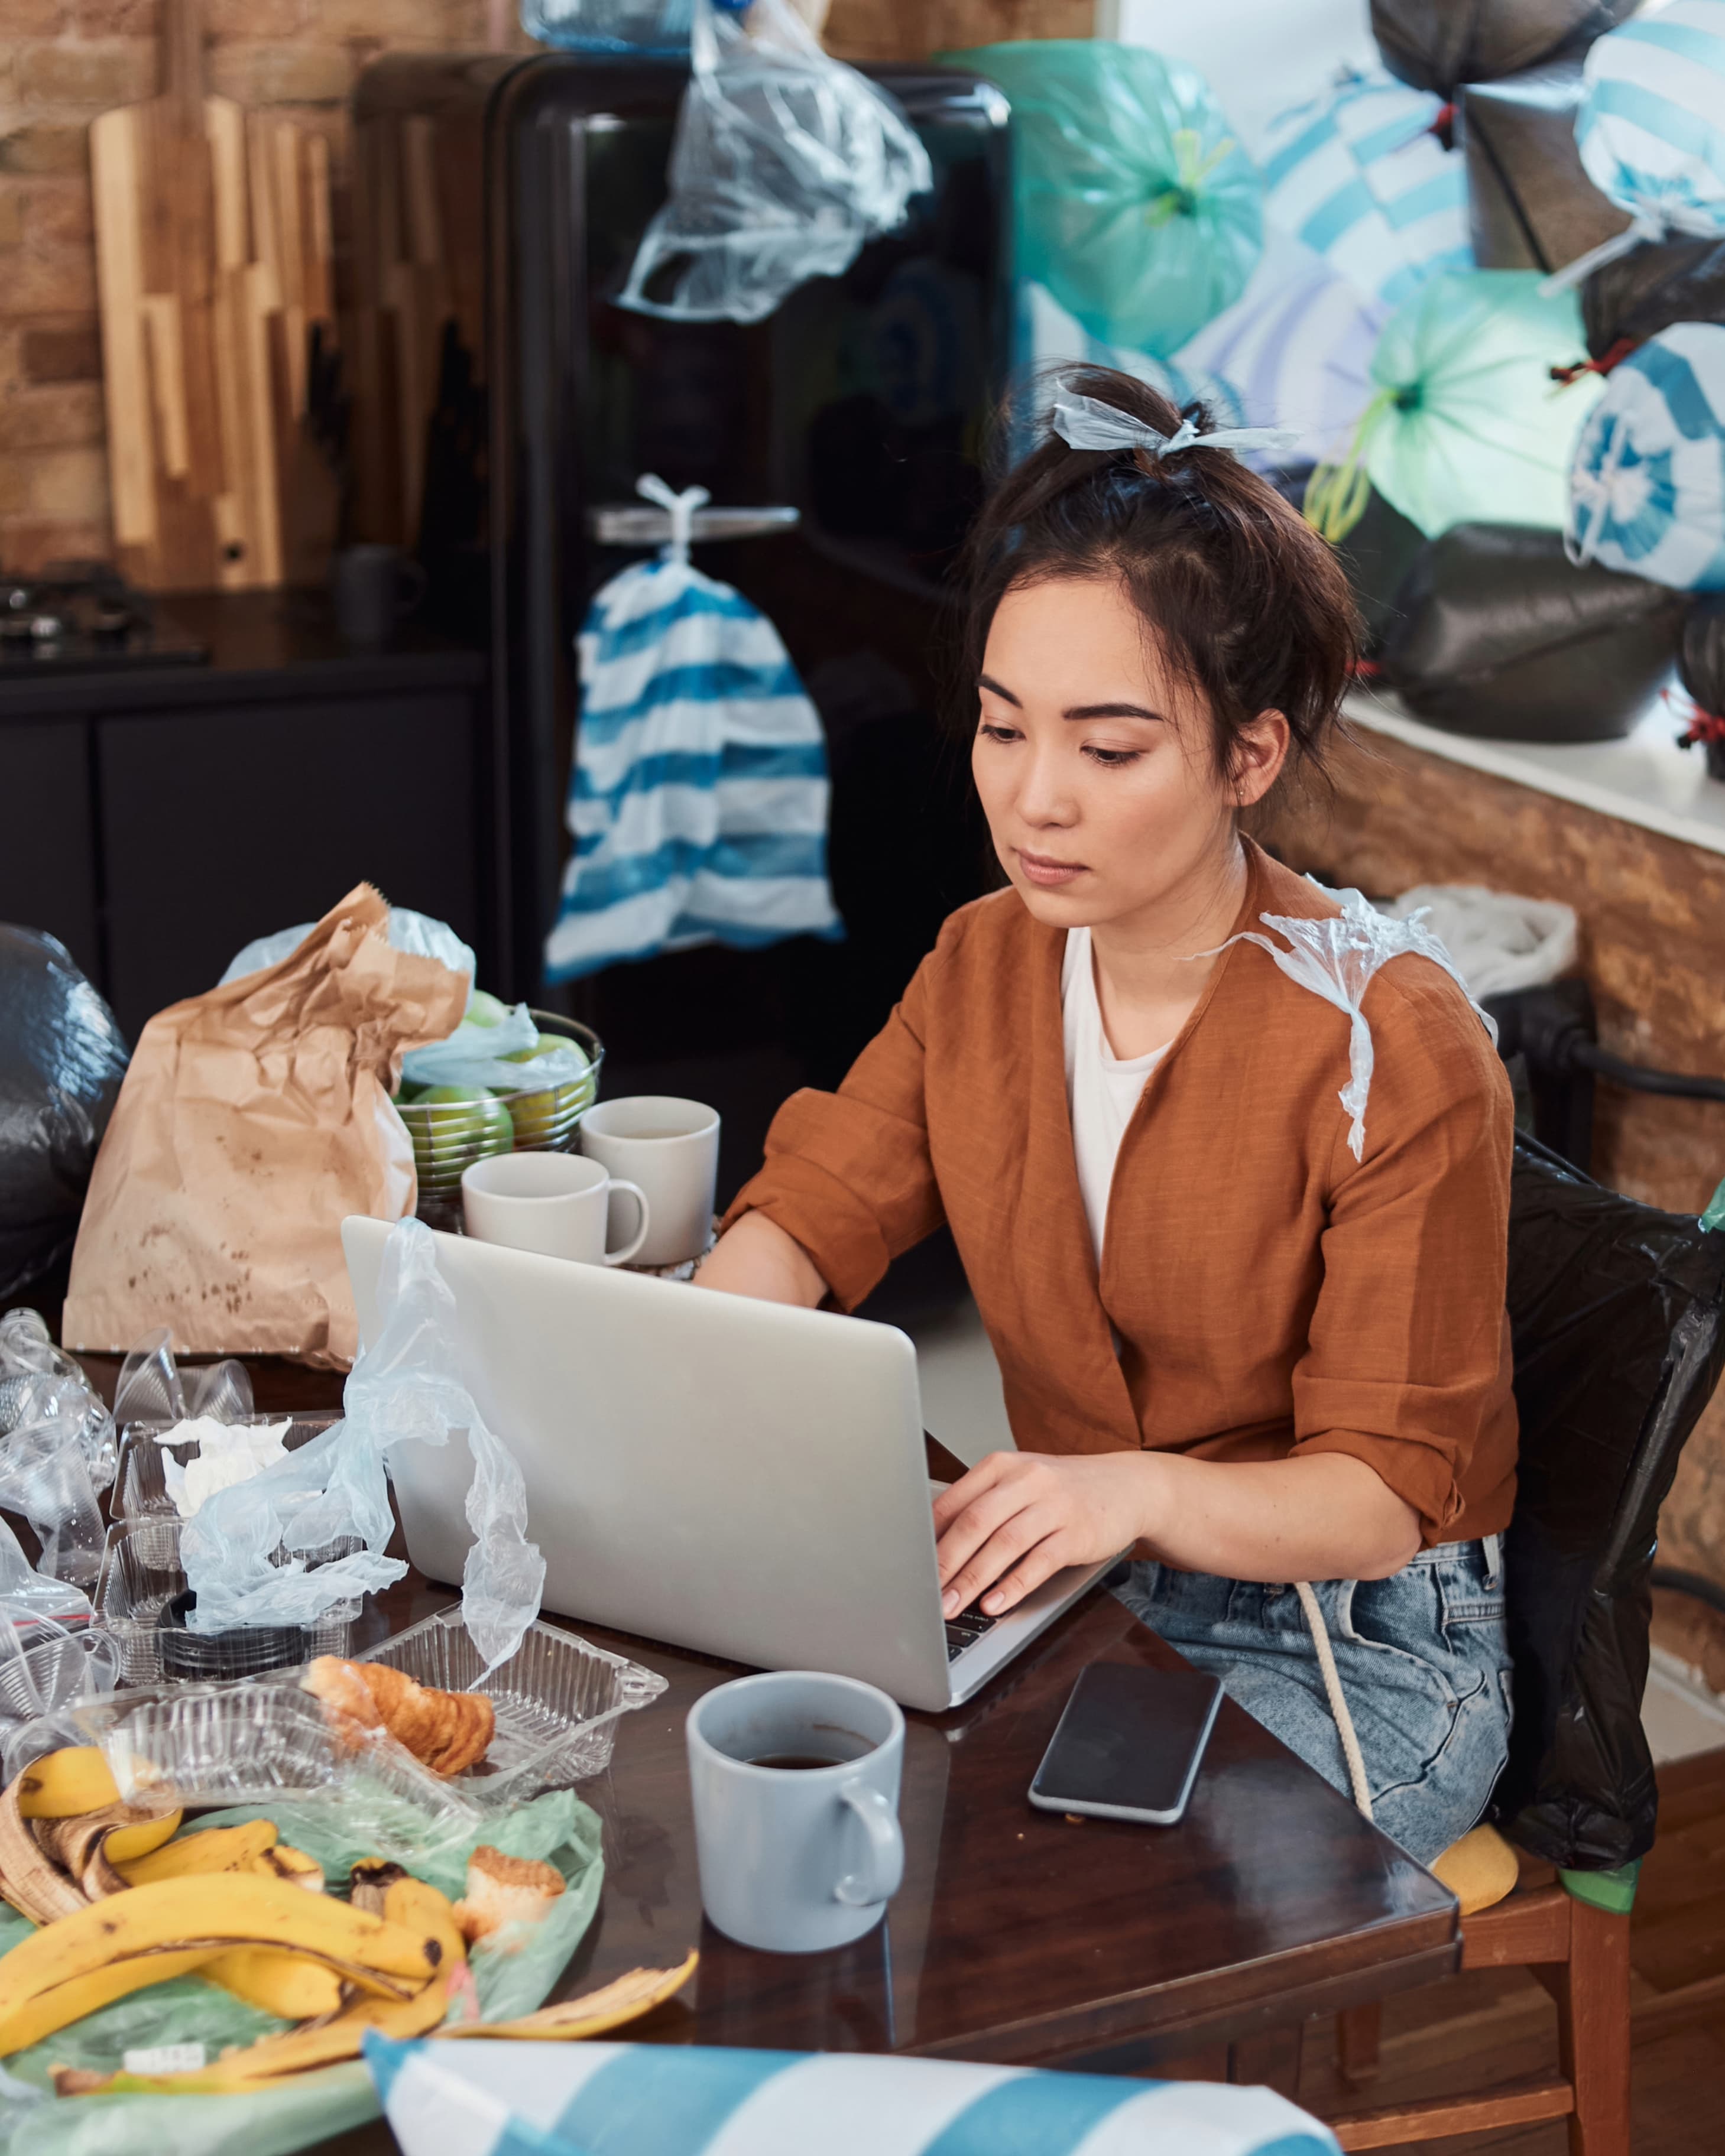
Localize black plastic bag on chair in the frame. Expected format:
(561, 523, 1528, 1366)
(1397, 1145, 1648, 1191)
(1376, 524, 1684, 742)
(1372, 1, 1636, 99)
(1582, 235, 1725, 362)
(0, 928, 128, 1300)
(1496, 1137, 1725, 1871)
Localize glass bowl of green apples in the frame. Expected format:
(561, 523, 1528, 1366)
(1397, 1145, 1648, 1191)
(394, 1001, 603, 1212)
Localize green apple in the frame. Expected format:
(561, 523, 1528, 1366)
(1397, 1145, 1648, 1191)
(414, 1085, 514, 1157)
(502, 1031, 588, 1067)
(466, 990, 511, 1029)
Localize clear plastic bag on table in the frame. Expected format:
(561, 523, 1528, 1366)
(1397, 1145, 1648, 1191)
(220, 907, 476, 1008)
(0, 1411, 105, 1585)
(397, 1002, 591, 1097)
(1372, 0, 1635, 99)
(0, 927, 129, 1306)
(181, 1217, 544, 1673)
(618, 0, 931, 326)
(0, 1308, 115, 1489)
(0, 1517, 92, 1632)
(949, 40, 1259, 359)
(1203, 881, 1496, 1160)
(1567, 322, 1725, 591)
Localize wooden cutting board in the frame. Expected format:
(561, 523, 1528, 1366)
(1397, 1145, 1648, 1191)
(90, 0, 336, 592)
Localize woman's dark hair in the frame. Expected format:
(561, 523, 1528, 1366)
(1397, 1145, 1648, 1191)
(960, 366, 1358, 789)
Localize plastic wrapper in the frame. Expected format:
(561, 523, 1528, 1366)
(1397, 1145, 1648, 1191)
(1567, 322, 1725, 592)
(1259, 67, 1466, 313)
(619, 0, 930, 326)
(111, 1330, 252, 1433)
(1461, 60, 1632, 276)
(0, 1620, 116, 1734)
(1495, 1135, 1725, 1869)
(1207, 883, 1491, 1161)
(0, 1309, 115, 1489)
(0, 1518, 92, 1632)
(221, 907, 476, 1009)
(0, 1787, 603, 2156)
(114, 1415, 332, 1522)
(0, 927, 128, 1303)
(1378, 522, 1684, 742)
(397, 1001, 590, 1096)
(1581, 233, 1725, 363)
(951, 40, 1258, 358)
(1309, 269, 1604, 544)
(1371, 0, 1635, 98)
(61, 882, 469, 1367)
(358, 1606, 669, 1801)
(1382, 886, 1578, 998)
(181, 1218, 544, 1674)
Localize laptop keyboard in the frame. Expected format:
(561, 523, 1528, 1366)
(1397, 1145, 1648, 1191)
(944, 1606, 1000, 1661)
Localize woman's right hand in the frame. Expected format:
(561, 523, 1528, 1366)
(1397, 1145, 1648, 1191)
(691, 1211, 829, 1307)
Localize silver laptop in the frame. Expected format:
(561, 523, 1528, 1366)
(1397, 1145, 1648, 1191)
(342, 1217, 1115, 1712)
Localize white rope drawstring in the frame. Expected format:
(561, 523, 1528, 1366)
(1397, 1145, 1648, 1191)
(635, 472, 711, 570)
(1293, 1580, 1374, 1821)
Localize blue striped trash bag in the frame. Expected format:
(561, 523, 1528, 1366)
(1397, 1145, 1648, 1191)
(1576, 1, 1725, 261)
(1568, 321, 1725, 589)
(544, 486, 842, 983)
(1260, 67, 1471, 314)
(364, 2034, 1341, 2156)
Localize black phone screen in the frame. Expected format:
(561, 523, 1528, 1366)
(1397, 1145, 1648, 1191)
(1029, 1663, 1223, 1823)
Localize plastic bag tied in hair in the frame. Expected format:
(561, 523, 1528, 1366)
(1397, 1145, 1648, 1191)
(1207, 882, 1497, 1160)
(182, 1219, 543, 1673)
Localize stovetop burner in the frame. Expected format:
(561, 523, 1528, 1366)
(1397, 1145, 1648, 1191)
(0, 563, 208, 676)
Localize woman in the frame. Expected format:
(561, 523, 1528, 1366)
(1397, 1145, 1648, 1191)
(696, 367, 1516, 1865)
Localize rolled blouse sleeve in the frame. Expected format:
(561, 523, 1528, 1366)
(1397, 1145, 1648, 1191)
(719, 943, 948, 1310)
(1290, 959, 1516, 1541)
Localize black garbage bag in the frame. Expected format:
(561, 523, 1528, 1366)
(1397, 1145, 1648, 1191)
(1582, 235, 1725, 362)
(1270, 467, 1426, 657)
(1675, 590, 1725, 781)
(1496, 1135, 1725, 1871)
(1377, 524, 1684, 741)
(1373, 0, 1636, 99)
(0, 928, 128, 1299)
(1462, 60, 1630, 275)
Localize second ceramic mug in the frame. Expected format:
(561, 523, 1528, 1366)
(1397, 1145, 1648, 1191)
(578, 1096, 719, 1268)
(460, 1151, 649, 1266)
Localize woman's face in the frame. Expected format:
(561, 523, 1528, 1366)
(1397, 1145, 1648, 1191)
(972, 574, 1287, 934)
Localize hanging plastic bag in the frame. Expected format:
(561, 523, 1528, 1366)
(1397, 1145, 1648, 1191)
(62, 884, 468, 1367)
(1566, 2, 1725, 286)
(1259, 67, 1468, 314)
(1307, 269, 1604, 543)
(949, 41, 1260, 358)
(546, 476, 842, 983)
(1567, 322, 1725, 590)
(221, 907, 476, 1006)
(1371, 0, 1635, 99)
(618, 0, 930, 325)
(1205, 883, 1494, 1161)
(181, 1216, 543, 1673)
(0, 927, 128, 1303)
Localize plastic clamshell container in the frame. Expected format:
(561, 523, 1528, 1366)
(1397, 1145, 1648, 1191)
(400, 1012, 604, 1202)
(92, 1517, 361, 1686)
(114, 1414, 339, 1521)
(0, 1626, 121, 1726)
(356, 1605, 667, 1800)
(67, 1682, 481, 1846)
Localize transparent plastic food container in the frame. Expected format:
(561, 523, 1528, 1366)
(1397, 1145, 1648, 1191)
(67, 1682, 481, 1847)
(0, 1625, 120, 1726)
(356, 1606, 667, 1800)
(93, 1517, 362, 1685)
(397, 1012, 604, 1207)
(113, 1415, 338, 1522)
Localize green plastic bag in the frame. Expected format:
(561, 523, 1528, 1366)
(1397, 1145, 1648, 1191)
(945, 41, 1262, 358)
(0, 1790, 604, 2156)
(1308, 269, 1605, 543)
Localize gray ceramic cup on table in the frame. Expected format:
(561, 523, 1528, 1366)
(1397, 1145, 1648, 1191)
(686, 1670, 905, 1953)
(578, 1096, 719, 1268)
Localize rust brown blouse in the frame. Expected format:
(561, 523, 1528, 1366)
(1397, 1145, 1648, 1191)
(724, 842, 1518, 1545)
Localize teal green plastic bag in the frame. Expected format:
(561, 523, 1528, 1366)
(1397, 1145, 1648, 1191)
(0, 1790, 604, 2156)
(946, 41, 1262, 358)
(1309, 270, 1605, 543)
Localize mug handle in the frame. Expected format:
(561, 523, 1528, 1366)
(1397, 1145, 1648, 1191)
(602, 1180, 651, 1267)
(834, 1781, 904, 1908)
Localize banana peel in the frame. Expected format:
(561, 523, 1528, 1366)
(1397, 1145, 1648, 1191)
(437, 1951, 698, 2041)
(14, 1751, 119, 1822)
(204, 1949, 345, 2022)
(0, 1946, 229, 2059)
(0, 1778, 87, 1926)
(118, 1821, 278, 1889)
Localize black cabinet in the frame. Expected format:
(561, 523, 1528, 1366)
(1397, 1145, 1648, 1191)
(0, 593, 493, 1044)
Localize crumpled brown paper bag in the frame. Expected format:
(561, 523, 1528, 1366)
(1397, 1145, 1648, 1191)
(63, 884, 468, 1368)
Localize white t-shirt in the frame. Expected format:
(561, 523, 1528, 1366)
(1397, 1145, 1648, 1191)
(1061, 927, 1166, 1261)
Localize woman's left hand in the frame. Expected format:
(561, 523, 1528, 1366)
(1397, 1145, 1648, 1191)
(932, 1450, 1156, 1618)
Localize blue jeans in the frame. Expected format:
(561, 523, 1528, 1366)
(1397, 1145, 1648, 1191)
(1116, 1541, 1513, 1866)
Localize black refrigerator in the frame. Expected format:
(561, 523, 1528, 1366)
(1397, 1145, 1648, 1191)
(352, 50, 1011, 1213)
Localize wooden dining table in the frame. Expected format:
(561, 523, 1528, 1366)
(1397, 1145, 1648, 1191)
(73, 1355, 1460, 2150)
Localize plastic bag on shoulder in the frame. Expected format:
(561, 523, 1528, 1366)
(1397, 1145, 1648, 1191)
(181, 1219, 544, 1672)
(1207, 881, 1496, 1160)
(620, 0, 931, 324)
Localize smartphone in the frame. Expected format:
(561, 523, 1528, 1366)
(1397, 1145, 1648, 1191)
(1029, 1663, 1223, 1826)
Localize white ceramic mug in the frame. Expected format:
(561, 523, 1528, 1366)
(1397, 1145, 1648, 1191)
(460, 1151, 649, 1266)
(578, 1096, 719, 1268)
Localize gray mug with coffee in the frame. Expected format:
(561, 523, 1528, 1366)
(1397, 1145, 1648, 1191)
(686, 1670, 904, 1953)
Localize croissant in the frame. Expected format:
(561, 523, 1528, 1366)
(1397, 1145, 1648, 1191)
(303, 1656, 495, 1778)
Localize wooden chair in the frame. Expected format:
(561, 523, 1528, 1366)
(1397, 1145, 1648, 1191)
(1327, 1137, 1725, 2154)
